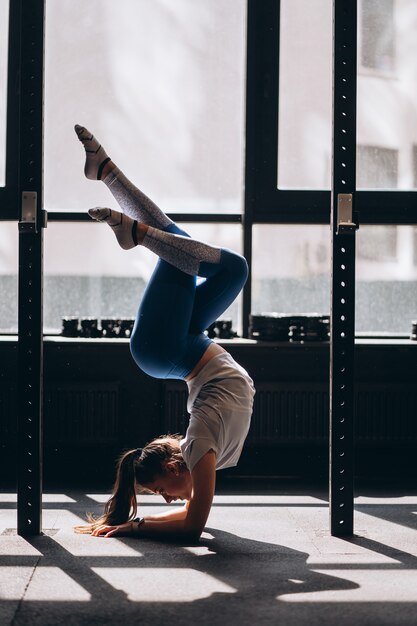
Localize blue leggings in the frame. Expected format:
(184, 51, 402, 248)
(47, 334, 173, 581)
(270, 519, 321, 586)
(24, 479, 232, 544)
(129, 223, 248, 380)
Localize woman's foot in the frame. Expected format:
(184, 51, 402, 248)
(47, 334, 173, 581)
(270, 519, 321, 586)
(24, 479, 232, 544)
(74, 124, 112, 180)
(88, 207, 138, 250)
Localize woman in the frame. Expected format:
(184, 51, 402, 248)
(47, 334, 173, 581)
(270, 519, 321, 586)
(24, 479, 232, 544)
(74, 125, 255, 541)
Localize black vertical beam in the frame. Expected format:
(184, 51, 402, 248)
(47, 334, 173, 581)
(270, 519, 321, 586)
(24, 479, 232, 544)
(17, 0, 45, 536)
(243, 0, 260, 337)
(243, 0, 280, 336)
(329, 0, 358, 537)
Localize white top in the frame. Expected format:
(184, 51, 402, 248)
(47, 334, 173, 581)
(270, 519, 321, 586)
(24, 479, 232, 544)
(180, 352, 255, 472)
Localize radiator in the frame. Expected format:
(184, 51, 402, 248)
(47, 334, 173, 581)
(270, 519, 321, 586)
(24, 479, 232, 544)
(355, 383, 417, 442)
(249, 382, 329, 442)
(1, 380, 416, 447)
(0, 382, 119, 445)
(0, 385, 17, 439)
(44, 382, 119, 444)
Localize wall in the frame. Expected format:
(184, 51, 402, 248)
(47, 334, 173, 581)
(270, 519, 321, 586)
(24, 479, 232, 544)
(1, 338, 416, 488)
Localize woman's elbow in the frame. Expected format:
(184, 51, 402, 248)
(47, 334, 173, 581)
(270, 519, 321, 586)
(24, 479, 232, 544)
(186, 529, 203, 543)
(183, 521, 204, 541)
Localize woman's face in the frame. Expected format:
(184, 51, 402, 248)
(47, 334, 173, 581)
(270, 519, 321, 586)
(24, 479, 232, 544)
(145, 464, 192, 502)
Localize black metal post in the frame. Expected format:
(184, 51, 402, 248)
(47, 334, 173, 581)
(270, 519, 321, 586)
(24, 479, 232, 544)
(242, 0, 260, 338)
(17, 0, 45, 536)
(329, 0, 358, 537)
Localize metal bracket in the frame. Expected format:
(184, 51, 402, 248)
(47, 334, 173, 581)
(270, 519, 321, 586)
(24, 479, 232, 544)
(19, 191, 37, 232)
(337, 194, 358, 235)
(19, 192, 48, 232)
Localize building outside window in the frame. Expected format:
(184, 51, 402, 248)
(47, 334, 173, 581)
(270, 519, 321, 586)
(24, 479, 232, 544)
(360, 0, 395, 73)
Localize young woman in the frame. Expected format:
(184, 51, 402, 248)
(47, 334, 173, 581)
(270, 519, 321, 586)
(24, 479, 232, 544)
(74, 125, 255, 541)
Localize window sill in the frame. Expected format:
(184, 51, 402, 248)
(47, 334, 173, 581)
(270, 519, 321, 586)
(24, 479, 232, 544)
(1, 335, 416, 347)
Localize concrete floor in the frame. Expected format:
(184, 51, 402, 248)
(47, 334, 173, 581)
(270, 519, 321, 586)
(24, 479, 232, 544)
(1, 485, 416, 625)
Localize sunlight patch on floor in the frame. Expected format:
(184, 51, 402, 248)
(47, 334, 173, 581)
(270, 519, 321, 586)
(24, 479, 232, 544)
(1, 567, 91, 601)
(92, 567, 236, 602)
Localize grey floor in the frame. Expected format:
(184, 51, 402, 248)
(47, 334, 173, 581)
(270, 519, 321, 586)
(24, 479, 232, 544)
(1, 485, 416, 625)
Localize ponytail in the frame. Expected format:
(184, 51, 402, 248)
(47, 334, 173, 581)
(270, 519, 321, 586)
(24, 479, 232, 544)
(102, 449, 140, 524)
(75, 448, 140, 533)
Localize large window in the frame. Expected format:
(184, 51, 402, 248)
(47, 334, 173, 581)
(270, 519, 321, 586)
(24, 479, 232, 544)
(354, 0, 417, 331)
(0, 0, 9, 187)
(44, 0, 246, 214)
(42, 0, 246, 339)
(2, 1, 417, 337)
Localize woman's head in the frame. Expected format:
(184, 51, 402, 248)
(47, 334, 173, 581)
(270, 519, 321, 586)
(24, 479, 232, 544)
(135, 436, 192, 503)
(78, 434, 191, 531)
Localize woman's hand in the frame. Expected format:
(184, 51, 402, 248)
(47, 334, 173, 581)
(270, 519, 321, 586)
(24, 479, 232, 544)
(91, 521, 133, 538)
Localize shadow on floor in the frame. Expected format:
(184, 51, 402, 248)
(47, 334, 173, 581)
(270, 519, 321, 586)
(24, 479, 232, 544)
(2, 526, 360, 626)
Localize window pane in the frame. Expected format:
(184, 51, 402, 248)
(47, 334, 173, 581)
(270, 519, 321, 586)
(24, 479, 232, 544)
(44, 222, 243, 335)
(357, 145, 398, 189)
(252, 225, 417, 335)
(252, 225, 330, 315)
(0, 0, 9, 187)
(360, 0, 395, 72)
(356, 225, 417, 334)
(44, 0, 246, 213)
(358, 0, 417, 190)
(277, 0, 332, 190)
(0, 222, 17, 332)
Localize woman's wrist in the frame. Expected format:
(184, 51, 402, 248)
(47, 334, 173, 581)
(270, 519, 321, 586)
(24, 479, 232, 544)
(131, 516, 145, 534)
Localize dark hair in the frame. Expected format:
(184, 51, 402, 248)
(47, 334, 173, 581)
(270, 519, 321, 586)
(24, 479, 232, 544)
(75, 434, 186, 533)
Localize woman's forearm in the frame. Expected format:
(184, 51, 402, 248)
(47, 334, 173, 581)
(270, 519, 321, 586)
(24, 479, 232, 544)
(133, 517, 200, 541)
(144, 505, 188, 522)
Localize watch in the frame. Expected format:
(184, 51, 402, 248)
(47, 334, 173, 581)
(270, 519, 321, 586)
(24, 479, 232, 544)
(133, 516, 145, 532)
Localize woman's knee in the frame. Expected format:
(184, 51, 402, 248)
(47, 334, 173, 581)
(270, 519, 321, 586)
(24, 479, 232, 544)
(222, 249, 248, 283)
(236, 253, 249, 282)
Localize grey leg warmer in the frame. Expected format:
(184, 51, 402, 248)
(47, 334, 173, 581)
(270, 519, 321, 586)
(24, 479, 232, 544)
(143, 226, 221, 277)
(103, 167, 174, 230)
(102, 166, 221, 275)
